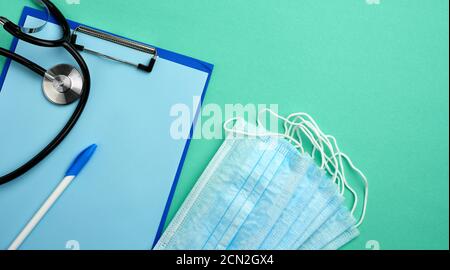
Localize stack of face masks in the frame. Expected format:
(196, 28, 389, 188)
(155, 110, 368, 250)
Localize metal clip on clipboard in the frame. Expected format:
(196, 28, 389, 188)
(70, 26, 157, 73)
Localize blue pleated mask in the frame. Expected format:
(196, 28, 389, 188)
(154, 118, 367, 250)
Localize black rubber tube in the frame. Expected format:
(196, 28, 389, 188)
(0, 42, 91, 185)
(0, 48, 46, 76)
(0, 0, 91, 185)
(2, 0, 70, 47)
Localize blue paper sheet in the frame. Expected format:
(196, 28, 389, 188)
(0, 7, 213, 250)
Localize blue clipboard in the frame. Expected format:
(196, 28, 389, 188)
(0, 7, 213, 249)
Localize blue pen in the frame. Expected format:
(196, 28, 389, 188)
(8, 144, 97, 250)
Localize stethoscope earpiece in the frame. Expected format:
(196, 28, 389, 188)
(42, 64, 83, 105)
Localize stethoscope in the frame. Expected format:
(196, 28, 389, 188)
(0, 0, 90, 185)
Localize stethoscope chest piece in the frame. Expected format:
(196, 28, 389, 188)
(42, 64, 83, 105)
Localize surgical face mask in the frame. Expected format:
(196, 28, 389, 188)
(298, 205, 357, 250)
(274, 190, 344, 250)
(321, 226, 360, 250)
(155, 112, 368, 250)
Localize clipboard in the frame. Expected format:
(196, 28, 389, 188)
(0, 7, 213, 249)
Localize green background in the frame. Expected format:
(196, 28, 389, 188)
(1, 0, 448, 250)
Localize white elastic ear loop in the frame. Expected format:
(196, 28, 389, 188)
(286, 121, 316, 156)
(284, 116, 343, 195)
(286, 117, 326, 167)
(326, 135, 359, 214)
(284, 117, 330, 170)
(326, 134, 367, 227)
(280, 118, 329, 167)
(325, 134, 348, 196)
(287, 115, 365, 216)
(257, 109, 326, 158)
(288, 115, 359, 202)
(286, 114, 332, 162)
(306, 128, 344, 192)
(261, 110, 368, 226)
(338, 154, 367, 227)
(284, 120, 305, 152)
(285, 115, 341, 186)
(255, 109, 306, 151)
(223, 117, 304, 150)
(225, 111, 368, 227)
(283, 120, 305, 153)
(330, 152, 368, 227)
(292, 123, 329, 171)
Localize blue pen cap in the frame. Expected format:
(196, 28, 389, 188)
(65, 144, 98, 177)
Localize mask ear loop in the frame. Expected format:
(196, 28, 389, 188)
(224, 110, 368, 227)
(329, 150, 368, 227)
(290, 117, 366, 226)
(344, 153, 368, 227)
(268, 110, 368, 227)
(326, 136, 358, 212)
(296, 125, 345, 195)
(282, 113, 318, 155)
(283, 119, 305, 154)
(284, 119, 304, 153)
(286, 116, 325, 166)
(285, 114, 342, 188)
(257, 109, 328, 160)
(256, 109, 342, 187)
(291, 119, 329, 167)
(223, 117, 304, 150)
(325, 135, 350, 198)
(259, 111, 346, 196)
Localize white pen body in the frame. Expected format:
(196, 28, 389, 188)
(8, 175, 76, 250)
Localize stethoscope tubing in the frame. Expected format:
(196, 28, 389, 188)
(0, 48, 46, 76)
(0, 0, 91, 186)
(2, 0, 70, 47)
